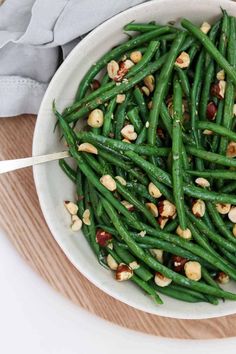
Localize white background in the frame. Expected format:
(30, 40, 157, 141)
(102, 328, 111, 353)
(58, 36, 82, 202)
(1, 229, 236, 354)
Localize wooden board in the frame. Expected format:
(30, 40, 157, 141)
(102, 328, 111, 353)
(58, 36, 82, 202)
(1, 115, 236, 339)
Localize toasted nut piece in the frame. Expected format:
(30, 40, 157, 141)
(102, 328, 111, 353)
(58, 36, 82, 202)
(148, 182, 162, 198)
(78, 143, 98, 154)
(129, 261, 140, 270)
(228, 207, 236, 223)
(121, 200, 134, 211)
(124, 59, 134, 69)
(90, 79, 100, 91)
(233, 224, 236, 237)
(195, 177, 210, 188)
(233, 104, 236, 116)
(216, 69, 225, 81)
(115, 263, 133, 281)
(107, 60, 119, 79)
(203, 129, 214, 135)
(114, 61, 128, 81)
(70, 215, 82, 231)
(172, 255, 188, 272)
(157, 216, 168, 229)
(150, 249, 164, 263)
(211, 80, 226, 99)
(216, 271, 229, 284)
(122, 138, 131, 143)
(215, 203, 231, 215)
(176, 226, 192, 240)
(130, 50, 142, 63)
(158, 200, 176, 219)
(226, 141, 236, 158)
(206, 101, 217, 121)
(96, 229, 112, 247)
(115, 176, 127, 186)
(87, 109, 104, 128)
(148, 101, 153, 109)
(154, 272, 172, 287)
(145, 121, 150, 128)
(200, 21, 211, 34)
(64, 201, 78, 215)
(145, 202, 158, 217)
(175, 51, 190, 68)
(107, 254, 118, 270)
(116, 94, 126, 103)
(141, 86, 150, 96)
(143, 75, 155, 92)
(121, 124, 137, 141)
(138, 230, 146, 237)
(82, 209, 91, 225)
(192, 199, 205, 218)
(100, 175, 117, 191)
(184, 261, 201, 281)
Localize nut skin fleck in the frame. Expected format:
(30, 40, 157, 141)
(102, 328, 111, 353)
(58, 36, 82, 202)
(206, 102, 217, 121)
(96, 229, 112, 247)
(172, 255, 188, 272)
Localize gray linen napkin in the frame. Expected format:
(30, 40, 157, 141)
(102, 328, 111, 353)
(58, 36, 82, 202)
(0, 0, 146, 116)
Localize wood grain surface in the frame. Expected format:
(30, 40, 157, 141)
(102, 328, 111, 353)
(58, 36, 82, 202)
(1, 115, 236, 339)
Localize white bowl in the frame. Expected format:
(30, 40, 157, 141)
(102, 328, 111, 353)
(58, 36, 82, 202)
(33, 0, 236, 319)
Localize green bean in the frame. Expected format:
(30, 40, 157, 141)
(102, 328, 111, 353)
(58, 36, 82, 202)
(151, 283, 209, 303)
(222, 181, 236, 193)
(187, 211, 236, 254)
(206, 202, 236, 245)
(59, 159, 76, 183)
(126, 182, 156, 203)
(183, 184, 236, 205)
(181, 18, 236, 86)
(201, 267, 220, 290)
(76, 27, 171, 100)
(113, 241, 153, 281)
(164, 219, 179, 233)
(84, 180, 100, 257)
(126, 40, 160, 79)
(220, 247, 236, 267)
(114, 91, 131, 140)
(197, 121, 236, 142)
(102, 198, 236, 299)
(190, 50, 204, 146)
(147, 31, 186, 147)
(102, 97, 117, 137)
(67, 54, 168, 123)
(186, 169, 236, 181)
(127, 107, 143, 133)
(186, 145, 236, 169)
(106, 247, 163, 304)
(58, 114, 143, 229)
(172, 76, 186, 230)
(98, 149, 149, 185)
(211, 102, 225, 153)
(123, 23, 176, 33)
(199, 61, 215, 121)
(133, 87, 149, 122)
(88, 183, 104, 224)
(135, 125, 147, 144)
(175, 67, 190, 98)
(115, 180, 159, 228)
(204, 19, 221, 69)
(64, 82, 115, 117)
(218, 17, 236, 165)
(77, 131, 170, 157)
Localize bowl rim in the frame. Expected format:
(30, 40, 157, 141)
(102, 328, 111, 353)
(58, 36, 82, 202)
(33, 0, 236, 319)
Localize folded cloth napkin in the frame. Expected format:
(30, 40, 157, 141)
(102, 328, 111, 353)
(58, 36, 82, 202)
(0, 0, 146, 117)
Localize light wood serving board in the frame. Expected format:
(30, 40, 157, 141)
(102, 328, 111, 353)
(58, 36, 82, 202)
(1, 115, 236, 339)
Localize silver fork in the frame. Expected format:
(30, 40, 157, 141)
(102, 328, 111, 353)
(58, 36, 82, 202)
(0, 151, 70, 174)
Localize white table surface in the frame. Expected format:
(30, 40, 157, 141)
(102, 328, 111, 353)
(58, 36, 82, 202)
(1, 229, 236, 354)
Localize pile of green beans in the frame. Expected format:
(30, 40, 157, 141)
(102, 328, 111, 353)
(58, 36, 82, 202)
(56, 10, 236, 306)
